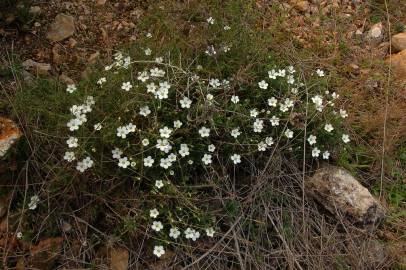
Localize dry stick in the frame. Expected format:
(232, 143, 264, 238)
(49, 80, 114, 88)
(379, 0, 391, 199)
(301, 74, 309, 260)
(263, 199, 304, 270)
(232, 227, 246, 270)
(182, 215, 243, 270)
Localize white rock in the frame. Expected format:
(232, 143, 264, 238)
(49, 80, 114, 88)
(306, 166, 385, 228)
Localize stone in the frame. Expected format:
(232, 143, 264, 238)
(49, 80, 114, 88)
(391, 32, 406, 52)
(386, 49, 406, 82)
(46, 14, 75, 42)
(291, 0, 310, 12)
(59, 74, 74, 85)
(0, 117, 22, 158)
(88, 51, 100, 64)
(29, 6, 41, 15)
(22, 59, 51, 75)
(367, 22, 383, 44)
(68, 37, 77, 48)
(306, 166, 385, 228)
(96, 0, 107, 5)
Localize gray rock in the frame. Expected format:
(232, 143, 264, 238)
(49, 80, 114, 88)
(22, 59, 51, 75)
(306, 166, 385, 228)
(366, 22, 384, 45)
(46, 14, 75, 42)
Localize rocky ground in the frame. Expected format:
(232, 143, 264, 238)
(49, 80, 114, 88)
(1, 0, 405, 268)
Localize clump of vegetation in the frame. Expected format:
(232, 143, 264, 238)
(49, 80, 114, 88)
(13, 1, 352, 259)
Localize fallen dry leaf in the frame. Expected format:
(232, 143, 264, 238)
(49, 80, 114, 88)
(109, 247, 129, 270)
(29, 237, 63, 270)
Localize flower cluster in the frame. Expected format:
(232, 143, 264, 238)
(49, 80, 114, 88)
(61, 17, 350, 256)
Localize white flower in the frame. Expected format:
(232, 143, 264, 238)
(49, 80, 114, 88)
(168, 153, 177, 162)
(340, 109, 348, 118)
(150, 67, 165, 77)
(202, 154, 212, 165)
(224, 25, 231, 31)
(179, 144, 190, 157)
(121, 81, 133, 91)
(323, 151, 330, 159)
(268, 69, 277, 79)
(173, 120, 182, 128)
(265, 136, 274, 146)
(312, 95, 324, 112)
(63, 151, 75, 162)
(185, 228, 200, 241)
(28, 195, 40, 210)
(144, 156, 154, 167)
(144, 48, 152, 56)
(285, 129, 293, 138)
(155, 57, 163, 63)
(258, 80, 268, 89)
(231, 154, 241, 164)
(159, 81, 171, 91)
(66, 84, 77, 93)
(153, 245, 165, 258)
(342, 134, 350, 143)
(208, 144, 216, 152)
(169, 227, 181, 239)
(253, 119, 264, 133)
(130, 161, 136, 167)
(268, 97, 277, 107)
(142, 139, 150, 146)
(270, 116, 280, 126)
(180, 97, 192, 109)
(146, 82, 157, 93)
(118, 157, 130, 168)
(205, 45, 216, 56)
(97, 77, 106, 85)
(155, 180, 164, 189)
(76, 157, 93, 172)
(137, 71, 150, 82)
(209, 78, 220, 88)
(112, 148, 123, 159)
(156, 139, 172, 153)
(159, 126, 172, 138)
(324, 124, 334, 133)
(67, 118, 81, 131)
(316, 69, 325, 77)
(307, 135, 317, 145)
(231, 128, 241, 138)
(160, 158, 172, 169)
(199, 127, 210, 138)
(67, 137, 78, 148)
(94, 123, 102, 130)
(152, 221, 163, 232)
(116, 127, 128, 139)
(312, 147, 321, 157)
(205, 228, 215, 237)
(250, 109, 259, 118)
(207, 16, 215, 24)
(16, 232, 23, 239)
(286, 74, 295, 84)
(150, 208, 159, 218)
(206, 94, 214, 101)
(139, 106, 151, 117)
(258, 141, 267, 151)
(187, 160, 193, 165)
(231, 95, 240, 104)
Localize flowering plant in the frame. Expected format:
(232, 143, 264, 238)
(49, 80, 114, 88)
(61, 46, 349, 256)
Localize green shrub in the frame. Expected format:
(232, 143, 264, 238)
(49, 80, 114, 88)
(14, 0, 351, 258)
